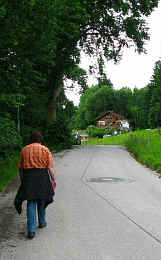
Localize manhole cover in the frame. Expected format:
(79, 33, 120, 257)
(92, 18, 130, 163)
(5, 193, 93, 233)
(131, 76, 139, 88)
(86, 177, 133, 184)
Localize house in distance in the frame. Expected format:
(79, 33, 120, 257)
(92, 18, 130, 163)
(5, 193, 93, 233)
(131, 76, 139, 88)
(96, 111, 130, 131)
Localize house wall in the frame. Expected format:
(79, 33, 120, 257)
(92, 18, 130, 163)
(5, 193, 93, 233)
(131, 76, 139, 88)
(96, 112, 129, 129)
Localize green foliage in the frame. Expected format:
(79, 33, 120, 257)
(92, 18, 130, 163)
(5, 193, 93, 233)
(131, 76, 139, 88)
(129, 87, 149, 129)
(0, 0, 158, 121)
(0, 154, 19, 191)
(20, 125, 40, 146)
(105, 127, 114, 135)
(148, 60, 161, 128)
(114, 87, 133, 119)
(75, 85, 116, 129)
(87, 125, 107, 138)
(0, 117, 22, 157)
(125, 130, 161, 172)
(43, 119, 73, 151)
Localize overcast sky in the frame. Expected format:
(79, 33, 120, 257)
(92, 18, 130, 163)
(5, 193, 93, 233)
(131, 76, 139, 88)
(66, 1, 161, 106)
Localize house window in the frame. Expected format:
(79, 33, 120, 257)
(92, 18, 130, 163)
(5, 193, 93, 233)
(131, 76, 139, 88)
(105, 115, 113, 119)
(99, 121, 105, 126)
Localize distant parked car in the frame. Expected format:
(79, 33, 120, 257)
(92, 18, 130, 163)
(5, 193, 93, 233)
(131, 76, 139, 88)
(72, 132, 81, 145)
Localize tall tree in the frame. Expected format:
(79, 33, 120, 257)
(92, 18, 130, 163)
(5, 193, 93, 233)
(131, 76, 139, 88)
(129, 87, 149, 129)
(114, 87, 133, 118)
(148, 60, 161, 128)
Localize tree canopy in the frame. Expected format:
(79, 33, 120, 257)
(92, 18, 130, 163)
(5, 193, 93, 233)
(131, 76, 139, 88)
(0, 0, 159, 120)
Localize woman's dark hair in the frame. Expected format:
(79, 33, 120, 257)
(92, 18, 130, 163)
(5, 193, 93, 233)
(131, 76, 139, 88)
(30, 131, 43, 143)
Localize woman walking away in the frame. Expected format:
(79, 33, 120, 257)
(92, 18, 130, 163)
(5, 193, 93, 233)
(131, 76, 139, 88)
(14, 131, 56, 239)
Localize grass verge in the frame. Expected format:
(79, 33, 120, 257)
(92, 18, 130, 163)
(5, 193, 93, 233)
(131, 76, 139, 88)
(0, 153, 19, 192)
(125, 129, 161, 173)
(83, 132, 131, 146)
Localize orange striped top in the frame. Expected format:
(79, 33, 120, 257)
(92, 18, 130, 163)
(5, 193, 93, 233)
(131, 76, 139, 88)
(18, 143, 54, 169)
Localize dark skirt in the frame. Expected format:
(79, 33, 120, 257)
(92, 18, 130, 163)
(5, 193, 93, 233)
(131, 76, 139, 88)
(14, 168, 55, 214)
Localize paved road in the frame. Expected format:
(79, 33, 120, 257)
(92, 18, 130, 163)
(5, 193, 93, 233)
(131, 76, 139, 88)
(1, 145, 161, 259)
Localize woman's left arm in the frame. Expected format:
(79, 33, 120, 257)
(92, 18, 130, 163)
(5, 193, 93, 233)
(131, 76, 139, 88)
(48, 165, 56, 180)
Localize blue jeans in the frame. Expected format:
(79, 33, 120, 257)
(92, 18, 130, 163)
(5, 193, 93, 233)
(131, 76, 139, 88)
(27, 200, 46, 232)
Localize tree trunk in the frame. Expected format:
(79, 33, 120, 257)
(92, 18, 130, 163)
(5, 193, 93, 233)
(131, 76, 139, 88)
(47, 77, 63, 125)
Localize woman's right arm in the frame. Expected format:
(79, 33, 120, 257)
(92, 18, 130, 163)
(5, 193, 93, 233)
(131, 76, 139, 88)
(48, 150, 56, 180)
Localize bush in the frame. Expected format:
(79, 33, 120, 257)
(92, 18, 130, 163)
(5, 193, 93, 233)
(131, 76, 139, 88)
(0, 117, 22, 158)
(43, 119, 73, 150)
(105, 126, 114, 135)
(87, 125, 107, 138)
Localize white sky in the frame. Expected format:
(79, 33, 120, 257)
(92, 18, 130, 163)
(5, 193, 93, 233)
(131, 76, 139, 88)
(65, 1, 161, 106)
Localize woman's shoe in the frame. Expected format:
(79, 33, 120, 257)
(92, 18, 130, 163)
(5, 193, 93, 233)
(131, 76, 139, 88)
(39, 223, 47, 228)
(27, 232, 35, 239)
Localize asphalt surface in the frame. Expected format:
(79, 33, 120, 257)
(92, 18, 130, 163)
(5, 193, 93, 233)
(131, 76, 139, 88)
(1, 145, 161, 259)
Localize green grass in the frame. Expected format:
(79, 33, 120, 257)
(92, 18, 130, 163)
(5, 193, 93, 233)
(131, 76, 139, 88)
(125, 129, 161, 172)
(73, 129, 87, 134)
(83, 129, 161, 173)
(0, 154, 19, 192)
(83, 132, 131, 146)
